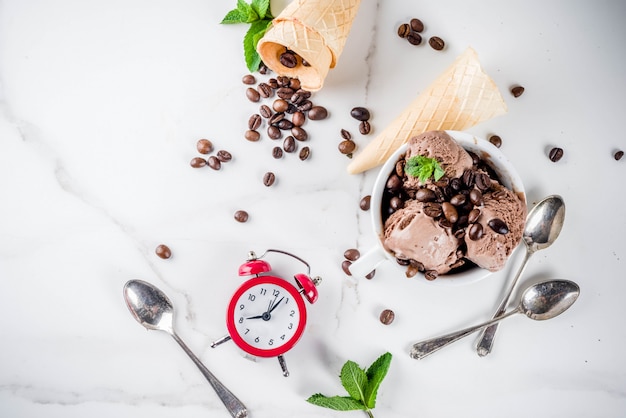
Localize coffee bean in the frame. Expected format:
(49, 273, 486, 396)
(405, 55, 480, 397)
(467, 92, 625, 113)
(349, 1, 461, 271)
(488, 218, 509, 234)
(511, 86, 525, 97)
(308, 106, 328, 120)
(196, 139, 213, 154)
(386, 174, 403, 192)
(246, 87, 260, 102)
(379, 309, 395, 325)
(248, 114, 262, 130)
(291, 126, 308, 141)
(242, 74, 256, 85)
(302, 59, 311, 67)
(276, 87, 295, 99)
(407, 31, 422, 45)
(469, 223, 483, 240)
(450, 178, 462, 191)
(615, 150, 624, 161)
(489, 134, 502, 148)
(359, 120, 371, 135)
(277, 119, 294, 130)
(299, 146, 311, 161)
(350, 106, 370, 121)
(474, 172, 492, 191)
(208, 156, 221, 170)
(491, 190, 508, 201)
(549, 147, 564, 162)
(277, 76, 290, 87)
(441, 202, 458, 224)
(292, 111, 305, 127)
(396, 258, 411, 266)
(190, 157, 206, 168)
(245, 130, 260, 142)
(423, 202, 443, 218)
(155, 244, 172, 259)
(468, 208, 481, 223)
(390, 196, 404, 210)
(395, 160, 405, 177)
(469, 189, 483, 205)
(428, 36, 445, 50)
(341, 260, 352, 275)
(268, 112, 285, 125)
(258, 62, 268, 74)
(344, 248, 360, 261)
(410, 18, 424, 32)
(216, 150, 232, 162)
(272, 146, 283, 159)
(283, 136, 296, 153)
(279, 51, 297, 68)
(234, 210, 249, 223)
(297, 100, 312, 112)
(267, 126, 282, 140)
(289, 78, 301, 89)
(360, 195, 371, 211)
(468, 150, 480, 165)
(338, 139, 356, 155)
(405, 262, 419, 278)
(286, 103, 298, 114)
(273, 99, 289, 113)
(424, 270, 438, 281)
(398, 23, 410, 38)
(450, 194, 466, 206)
(267, 78, 278, 89)
(341, 129, 352, 140)
(263, 171, 276, 187)
(259, 104, 272, 118)
(462, 169, 475, 187)
(365, 270, 376, 279)
(416, 188, 436, 202)
(257, 82, 272, 98)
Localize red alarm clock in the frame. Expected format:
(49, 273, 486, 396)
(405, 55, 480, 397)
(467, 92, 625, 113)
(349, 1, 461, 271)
(211, 249, 321, 376)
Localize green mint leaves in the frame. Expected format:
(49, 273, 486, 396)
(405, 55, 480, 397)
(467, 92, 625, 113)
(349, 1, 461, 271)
(307, 352, 392, 418)
(220, 0, 274, 72)
(405, 155, 445, 183)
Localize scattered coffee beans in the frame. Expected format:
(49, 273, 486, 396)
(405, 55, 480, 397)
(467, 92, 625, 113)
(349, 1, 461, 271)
(511, 86, 525, 97)
(350, 107, 370, 121)
(196, 139, 213, 154)
(190, 157, 207, 168)
(359, 120, 371, 135)
(428, 36, 445, 50)
(407, 32, 422, 45)
(246, 87, 260, 102)
(208, 156, 221, 170)
(283, 135, 296, 153)
(263, 171, 276, 187)
(344, 248, 360, 261)
(614, 150, 624, 161)
(155, 244, 172, 259)
(248, 114, 262, 130)
(245, 130, 261, 142)
(341, 260, 352, 275)
(410, 18, 424, 32)
(360, 195, 371, 211)
(549, 147, 564, 162)
(260, 104, 272, 118)
(291, 126, 308, 141)
(489, 135, 502, 148)
(397, 23, 410, 38)
(242, 74, 256, 85)
(272, 146, 283, 159)
(379, 309, 395, 325)
(338, 139, 356, 156)
(292, 111, 305, 127)
(234, 210, 249, 223)
(216, 150, 232, 162)
(308, 106, 328, 120)
(341, 129, 352, 140)
(267, 126, 282, 140)
(257, 82, 272, 98)
(299, 146, 311, 161)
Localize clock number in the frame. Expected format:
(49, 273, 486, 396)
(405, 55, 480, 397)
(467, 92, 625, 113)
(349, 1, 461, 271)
(245, 328, 250, 334)
(290, 310, 295, 317)
(260, 288, 267, 295)
(273, 289, 280, 297)
(284, 298, 289, 304)
(239, 304, 244, 310)
(254, 337, 260, 343)
(280, 334, 285, 340)
(268, 339, 274, 346)
(248, 294, 256, 301)
(288, 323, 293, 330)
(239, 317, 244, 324)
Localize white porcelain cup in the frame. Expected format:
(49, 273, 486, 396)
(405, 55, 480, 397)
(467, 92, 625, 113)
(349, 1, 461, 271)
(348, 130, 526, 286)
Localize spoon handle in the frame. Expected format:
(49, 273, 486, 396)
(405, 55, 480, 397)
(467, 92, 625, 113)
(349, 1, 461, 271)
(475, 250, 533, 357)
(171, 332, 248, 418)
(410, 309, 518, 360)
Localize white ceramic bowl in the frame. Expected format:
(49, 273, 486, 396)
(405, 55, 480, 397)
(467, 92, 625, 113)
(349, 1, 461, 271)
(349, 130, 526, 286)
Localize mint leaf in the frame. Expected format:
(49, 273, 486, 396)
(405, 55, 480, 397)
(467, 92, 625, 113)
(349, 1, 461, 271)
(220, 8, 246, 24)
(364, 352, 392, 409)
(405, 155, 445, 183)
(340, 360, 368, 402)
(237, 0, 259, 23)
(243, 19, 272, 72)
(251, 0, 272, 19)
(306, 394, 366, 411)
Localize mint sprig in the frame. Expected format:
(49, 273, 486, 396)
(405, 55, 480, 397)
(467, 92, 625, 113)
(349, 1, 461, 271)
(405, 155, 445, 183)
(220, 0, 274, 72)
(307, 352, 392, 418)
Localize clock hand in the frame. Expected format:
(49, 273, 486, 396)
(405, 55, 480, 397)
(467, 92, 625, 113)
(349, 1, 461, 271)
(268, 297, 284, 314)
(245, 314, 265, 320)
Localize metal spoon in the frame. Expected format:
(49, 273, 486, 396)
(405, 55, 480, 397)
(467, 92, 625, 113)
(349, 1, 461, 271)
(410, 279, 579, 360)
(476, 194, 566, 356)
(123, 280, 248, 418)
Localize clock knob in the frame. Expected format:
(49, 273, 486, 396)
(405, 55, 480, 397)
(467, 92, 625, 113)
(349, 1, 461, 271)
(294, 274, 321, 304)
(239, 259, 272, 276)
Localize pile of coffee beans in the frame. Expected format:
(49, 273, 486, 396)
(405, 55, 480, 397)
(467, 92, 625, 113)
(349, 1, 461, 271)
(190, 138, 232, 171)
(397, 18, 446, 51)
(243, 74, 328, 166)
(382, 152, 510, 280)
(350, 107, 372, 135)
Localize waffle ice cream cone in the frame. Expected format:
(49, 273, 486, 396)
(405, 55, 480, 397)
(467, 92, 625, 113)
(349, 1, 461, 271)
(257, 0, 361, 91)
(347, 47, 508, 174)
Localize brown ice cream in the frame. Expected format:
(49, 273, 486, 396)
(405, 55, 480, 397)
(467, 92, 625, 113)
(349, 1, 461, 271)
(381, 131, 526, 279)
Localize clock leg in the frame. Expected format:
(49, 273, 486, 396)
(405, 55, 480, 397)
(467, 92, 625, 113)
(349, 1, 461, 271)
(277, 355, 289, 377)
(210, 334, 231, 348)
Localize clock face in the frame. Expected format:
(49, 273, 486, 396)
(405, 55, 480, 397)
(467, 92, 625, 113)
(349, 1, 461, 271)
(226, 275, 307, 357)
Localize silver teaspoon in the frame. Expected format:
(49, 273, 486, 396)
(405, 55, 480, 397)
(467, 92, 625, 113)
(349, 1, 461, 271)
(410, 279, 579, 360)
(476, 194, 565, 356)
(123, 280, 247, 418)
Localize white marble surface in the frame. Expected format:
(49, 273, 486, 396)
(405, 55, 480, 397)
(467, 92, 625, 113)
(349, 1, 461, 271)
(1, 1, 625, 417)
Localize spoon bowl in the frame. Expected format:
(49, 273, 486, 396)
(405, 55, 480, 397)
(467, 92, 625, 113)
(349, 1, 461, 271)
(124, 280, 248, 418)
(476, 195, 566, 356)
(410, 279, 580, 360)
